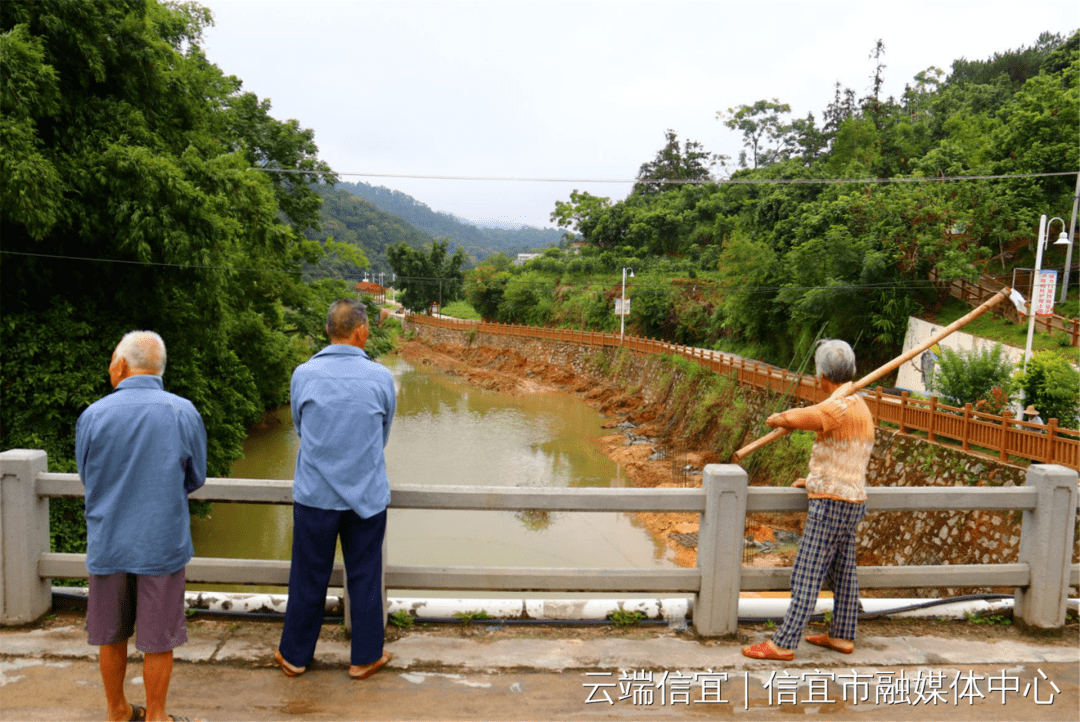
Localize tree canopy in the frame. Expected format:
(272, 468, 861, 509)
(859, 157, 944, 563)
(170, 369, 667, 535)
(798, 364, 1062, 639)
(0, 0, 350, 479)
(523, 31, 1079, 369)
(386, 239, 468, 313)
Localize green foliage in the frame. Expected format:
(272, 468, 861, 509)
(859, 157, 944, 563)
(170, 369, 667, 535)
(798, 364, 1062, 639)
(454, 610, 492, 625)
(339, 180, 565, 261)
(719, 98, 792, 169)
(499, 272, 555, 325)
(745, 431, 815, 487)
(440, 300, 482, 320)
(0, 0, 362, 558)
(928, 344, 1018, 410)
(631, 129, 713, 197)
(1014, 351, 1080, 428)
(387, 239, 467, 314)
(608, 609, 646, 627)
(388, 610, 415, 628)
(495, 30, 1079, 370)
(307, 184, 432, 277)
(965, 610, 1012, 626)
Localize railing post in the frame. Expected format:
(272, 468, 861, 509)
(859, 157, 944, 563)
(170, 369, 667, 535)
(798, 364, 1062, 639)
(1044, 419, 1058, 464)
(999, 410, 1011, 461)
(694, 464, 747, 637)
(0, 449, 52, 624)
(928, 396, 937, 442)
(1014, 464, 1078, 629)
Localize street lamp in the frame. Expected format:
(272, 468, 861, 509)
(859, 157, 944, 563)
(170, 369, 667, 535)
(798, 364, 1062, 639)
(1023, 215, 1072, 369)
(620, 267, 634, 343)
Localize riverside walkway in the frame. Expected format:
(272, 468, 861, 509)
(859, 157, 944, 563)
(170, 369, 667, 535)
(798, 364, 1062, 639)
(2, 608, 1078, 721)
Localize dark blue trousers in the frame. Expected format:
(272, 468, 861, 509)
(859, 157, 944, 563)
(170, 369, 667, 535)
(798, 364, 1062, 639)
(279, 502, 386, 667)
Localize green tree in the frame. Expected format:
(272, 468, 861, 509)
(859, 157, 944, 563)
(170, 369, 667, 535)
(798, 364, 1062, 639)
(928, 344, 1018, 410)
(550, 190, 612, 242)
(631, 129, 713, 196)
(463, 259, 512, 321)
(717, 99, 792, 169)
(386, 239, 467, 313)
(0, 0, 337, 552)
(1015, 351, 1080, 429)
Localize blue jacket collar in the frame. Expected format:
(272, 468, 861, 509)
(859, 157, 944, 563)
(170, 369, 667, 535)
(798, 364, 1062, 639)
(114, 375, 165, 391)
(313, 344, 371, 361)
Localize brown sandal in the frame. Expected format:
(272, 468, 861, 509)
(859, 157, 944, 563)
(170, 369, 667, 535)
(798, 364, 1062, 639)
(274, 649, 306, 677)
(741, 641, 794, 661)
(805, 633, 854, 654)
(349, 651, 393, 680)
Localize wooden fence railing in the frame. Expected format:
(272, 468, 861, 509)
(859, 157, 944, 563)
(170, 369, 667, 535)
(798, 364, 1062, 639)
(1, 450, 1076, 634)
(407, 314, 1080, 469)
(929, 269, 1080, 346)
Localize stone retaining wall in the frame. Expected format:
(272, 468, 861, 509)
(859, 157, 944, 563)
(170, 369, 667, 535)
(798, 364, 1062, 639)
(405, 320, 1079, 593)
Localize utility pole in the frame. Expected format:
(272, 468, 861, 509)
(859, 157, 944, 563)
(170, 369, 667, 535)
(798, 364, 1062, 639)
(1059, 171, 1078, 303)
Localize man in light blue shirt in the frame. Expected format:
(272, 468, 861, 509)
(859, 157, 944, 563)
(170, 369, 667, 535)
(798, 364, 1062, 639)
(76, 330, 206, 722)
(276, 299, 396, 680)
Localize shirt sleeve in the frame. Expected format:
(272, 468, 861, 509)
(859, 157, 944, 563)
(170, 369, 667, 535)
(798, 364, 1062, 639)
(381, 374, 396, 448)
(74, 410, 90, 486)
(183, 404, 208, 494)
(780, 397, 848, 433)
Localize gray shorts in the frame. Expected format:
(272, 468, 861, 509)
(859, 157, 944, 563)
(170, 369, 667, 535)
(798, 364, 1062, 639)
(86, 568, 187, 653)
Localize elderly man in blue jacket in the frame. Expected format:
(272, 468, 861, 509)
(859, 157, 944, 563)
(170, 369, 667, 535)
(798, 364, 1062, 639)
(76, 331, 206, 722)
(275, 299, 396, 680)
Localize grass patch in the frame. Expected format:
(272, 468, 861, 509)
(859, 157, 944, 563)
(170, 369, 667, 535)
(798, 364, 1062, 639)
(608, 610, 646, 627)
(929, 298, 1072, 352)
(440, 300, 482, 320)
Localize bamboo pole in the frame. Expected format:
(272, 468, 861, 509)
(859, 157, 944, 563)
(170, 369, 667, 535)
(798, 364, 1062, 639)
(731, 288, 1010, 462)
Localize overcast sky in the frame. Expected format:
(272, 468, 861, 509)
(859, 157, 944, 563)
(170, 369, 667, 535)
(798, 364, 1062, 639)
(196, 0, 1077, 229)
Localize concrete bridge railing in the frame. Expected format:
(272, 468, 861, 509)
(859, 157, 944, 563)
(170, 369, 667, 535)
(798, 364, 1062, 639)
(1, 449, 1077, 635)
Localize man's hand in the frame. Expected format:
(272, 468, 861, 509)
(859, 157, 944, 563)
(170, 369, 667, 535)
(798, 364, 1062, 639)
(792, 478, 806, 488)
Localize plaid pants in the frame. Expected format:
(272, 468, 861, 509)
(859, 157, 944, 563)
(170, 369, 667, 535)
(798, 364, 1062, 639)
(772, 497, 867, 650)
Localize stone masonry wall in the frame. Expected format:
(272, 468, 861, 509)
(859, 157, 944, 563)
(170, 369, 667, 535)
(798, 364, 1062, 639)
(405, 320, 1079, 593)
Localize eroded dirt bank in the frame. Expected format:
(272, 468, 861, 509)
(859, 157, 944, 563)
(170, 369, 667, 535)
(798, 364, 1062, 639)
(397, 340, 787, 569)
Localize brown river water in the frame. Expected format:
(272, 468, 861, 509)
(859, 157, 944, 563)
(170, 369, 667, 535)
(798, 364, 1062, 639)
(189, 354, 677, 594)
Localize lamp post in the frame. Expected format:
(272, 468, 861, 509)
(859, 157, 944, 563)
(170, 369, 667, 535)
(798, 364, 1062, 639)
(1023, 215, 1072, 369)
(620, 267, 634, 343)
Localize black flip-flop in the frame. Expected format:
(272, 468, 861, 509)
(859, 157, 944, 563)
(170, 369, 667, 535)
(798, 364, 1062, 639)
(128, 704, 146, 721)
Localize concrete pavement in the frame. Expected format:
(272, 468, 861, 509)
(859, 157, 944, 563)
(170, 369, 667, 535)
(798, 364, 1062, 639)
(2, 612, 1078, 721)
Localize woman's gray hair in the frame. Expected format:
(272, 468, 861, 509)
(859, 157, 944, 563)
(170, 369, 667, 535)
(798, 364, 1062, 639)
(326, 299, 368, 340)
(115, 331, 166, 375)
(814, 339, 856, 384)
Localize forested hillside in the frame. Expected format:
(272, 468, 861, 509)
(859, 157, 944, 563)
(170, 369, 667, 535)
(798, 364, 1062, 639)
(466, 31, 1079, 371)
(338, 180, 565, 260)
(302, 183, 436, 280)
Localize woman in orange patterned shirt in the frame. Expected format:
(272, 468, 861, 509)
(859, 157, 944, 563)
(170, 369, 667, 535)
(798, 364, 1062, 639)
(743, 339, 875, 661)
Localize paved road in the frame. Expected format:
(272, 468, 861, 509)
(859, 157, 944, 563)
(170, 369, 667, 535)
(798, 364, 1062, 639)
(2, 615, 1077, 721)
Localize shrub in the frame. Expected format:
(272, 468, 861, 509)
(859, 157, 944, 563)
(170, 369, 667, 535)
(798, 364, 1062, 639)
(928, 343, 1018, 410)
(1014, 350, 1080, 428)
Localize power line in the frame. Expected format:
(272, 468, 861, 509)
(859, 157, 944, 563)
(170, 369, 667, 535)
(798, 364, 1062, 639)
(256, 167, 1076, 185)
(0, 249, 985, 294)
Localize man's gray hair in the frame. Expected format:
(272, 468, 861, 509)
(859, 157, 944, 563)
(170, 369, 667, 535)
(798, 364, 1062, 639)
(326, 299, 368, 340)
(814, 339, 856, 384)
(115, 331, 166, 375)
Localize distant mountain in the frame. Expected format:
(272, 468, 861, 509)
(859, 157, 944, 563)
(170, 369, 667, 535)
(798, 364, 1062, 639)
(336, 181, 565, 261)
(305, 184, 436, 279)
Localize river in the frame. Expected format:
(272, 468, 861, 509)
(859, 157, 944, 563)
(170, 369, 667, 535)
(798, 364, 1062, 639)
(189, 354, 677, 594)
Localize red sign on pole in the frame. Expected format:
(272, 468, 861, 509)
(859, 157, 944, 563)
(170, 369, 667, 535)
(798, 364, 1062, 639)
(1033, 270, 1058, 317)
